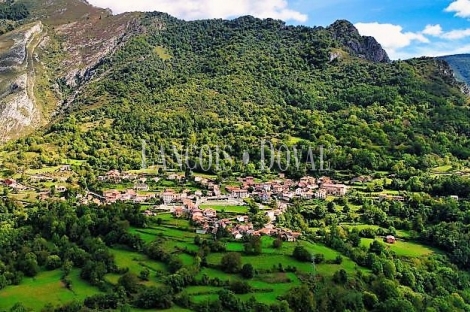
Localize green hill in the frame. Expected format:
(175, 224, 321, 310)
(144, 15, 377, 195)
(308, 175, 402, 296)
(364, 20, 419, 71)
(438, 54, 470, 85)
(0, 1, 469, 176)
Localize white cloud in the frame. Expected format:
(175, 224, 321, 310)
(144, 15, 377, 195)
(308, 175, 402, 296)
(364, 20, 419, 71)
(423, 24, 443, 36)
(86, 0, 308, 22)
(441, 28, 470, 40)
(394, 42, 470, 60)
(445, 0, 470, 18)
(355, 22, 429, 59)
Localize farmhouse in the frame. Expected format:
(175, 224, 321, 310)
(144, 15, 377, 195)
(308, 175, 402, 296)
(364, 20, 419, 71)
(134, 183, 149, 191)
(385, 235, 396, 244)
(321, 183, 348, 196)
(3, 178, 17, 187)
(55, 185, 67, 193)
(203, 208, 217, 218)
(226, 186, 249, 199)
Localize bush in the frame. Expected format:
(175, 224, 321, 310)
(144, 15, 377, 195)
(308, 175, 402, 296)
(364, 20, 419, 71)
(273, 238, 283, 249)
(314, 253, 325, 264)
(220, 253, 242, 273)
(241, 263, 254, 279)
(45, 255, 62, 270)
(293, 246, 312, 262)
(229, 280, 252, 294)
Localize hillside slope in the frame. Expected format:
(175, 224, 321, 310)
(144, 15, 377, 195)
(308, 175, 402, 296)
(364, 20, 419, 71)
(0, 0, 141, 141)
(0, 11, 466, 176)
(438, 54, 470, 86)
(0, 3, 468, 176)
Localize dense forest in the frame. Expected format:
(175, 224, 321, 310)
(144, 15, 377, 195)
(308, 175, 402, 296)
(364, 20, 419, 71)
(2, 187, 470, 311)
(0, 1, 29, 21)
(2, 2, 470, 311)
(2, 14, 469, 176)
(439, 54, 470, 85)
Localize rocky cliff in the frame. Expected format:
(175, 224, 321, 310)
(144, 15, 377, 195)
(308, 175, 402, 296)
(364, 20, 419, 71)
(327, 20, 390, 63)
(0, 22, 43, 142)
(0, 0, 141, 142)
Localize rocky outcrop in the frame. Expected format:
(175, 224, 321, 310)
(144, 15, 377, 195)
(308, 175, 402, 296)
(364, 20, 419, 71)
(327, 20, 390, 63)
(0, 0, 142, 141)
(0, 74, 39, 141)
(0, 22, 43, 142)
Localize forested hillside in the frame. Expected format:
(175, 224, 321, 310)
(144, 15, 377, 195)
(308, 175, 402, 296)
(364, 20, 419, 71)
(2, 2, 470, 312)
(4, 13, 469, 176)
(439, 54, 470, 85)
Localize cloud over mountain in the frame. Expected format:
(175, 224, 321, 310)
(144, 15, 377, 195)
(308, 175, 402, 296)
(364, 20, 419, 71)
(87, 0, 308, 22)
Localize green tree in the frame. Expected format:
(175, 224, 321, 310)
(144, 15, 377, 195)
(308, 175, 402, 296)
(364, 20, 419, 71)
(220, 253, 242, 273)
(293, 246, 312, 262)
(118, 273, 140, 294)
(241, 263, 254, 279)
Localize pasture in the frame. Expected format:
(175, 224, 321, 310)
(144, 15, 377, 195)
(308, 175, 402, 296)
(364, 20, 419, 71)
(0, 269, 101, 311)
(361, 238, 435, 257)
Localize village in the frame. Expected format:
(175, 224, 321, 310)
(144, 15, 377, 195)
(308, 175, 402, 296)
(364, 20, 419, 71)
(94, 171, 350, 242)
(0, 163, 423, 246)
(0, 167, 352, 242)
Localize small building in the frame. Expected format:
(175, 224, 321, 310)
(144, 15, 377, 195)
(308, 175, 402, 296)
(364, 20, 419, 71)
(196, 228, 207, 235)
(384, 235, 396, 244)
(266, 211, 276, 222)
(162, 190, 181, 204)
(236, 215, 248, 223)
(134, 183, 149, 192)
(173, 206, 185, 218)
(4, 179, 17, 187)
(315, 189, 327, 200)
(55, 185, 67, 193)
(59, 165, 72, 172)
(192, 211, 204, 222)
(203, 208, 217, 218)
(233, 231, 243, 240)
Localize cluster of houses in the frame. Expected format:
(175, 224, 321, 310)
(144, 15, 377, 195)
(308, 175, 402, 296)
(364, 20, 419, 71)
(84, 171, 352, 206)
(102, 189, 157, 203)
(98, 170, 161, 185)
(225, 175, 348, 202)
(0, 178, 29, 191)
(165, 198, 301, 242)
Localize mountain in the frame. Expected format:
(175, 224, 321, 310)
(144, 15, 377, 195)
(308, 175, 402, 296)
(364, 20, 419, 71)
(0, 0, 142, 141)
(0, 2, 391, 143)
(438, 54, 470, 86)
(0, 0, 469, 176)
(327, 20, 390, 63)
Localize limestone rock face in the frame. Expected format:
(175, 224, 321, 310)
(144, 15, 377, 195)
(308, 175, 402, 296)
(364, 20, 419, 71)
(327, 20, 390, 63)
(0, 0, 141, 142)
(0, 22, 43, 142)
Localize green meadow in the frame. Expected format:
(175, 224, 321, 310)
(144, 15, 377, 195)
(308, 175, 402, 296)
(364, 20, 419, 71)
(0, 269, 101, 311)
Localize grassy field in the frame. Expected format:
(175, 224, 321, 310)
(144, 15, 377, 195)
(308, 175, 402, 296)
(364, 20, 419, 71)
(207, 238, 364, 277)
(341, 223, 412, 238)
(24, 166, 61, 175)
(199, 204, 248, 214)
(431, 165, 453, 173)
(361, 238, 435, 257)
(0, 269, 101, 311)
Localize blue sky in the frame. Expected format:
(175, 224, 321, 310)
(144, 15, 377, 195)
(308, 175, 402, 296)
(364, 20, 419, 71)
(88, 0, 470, 59)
